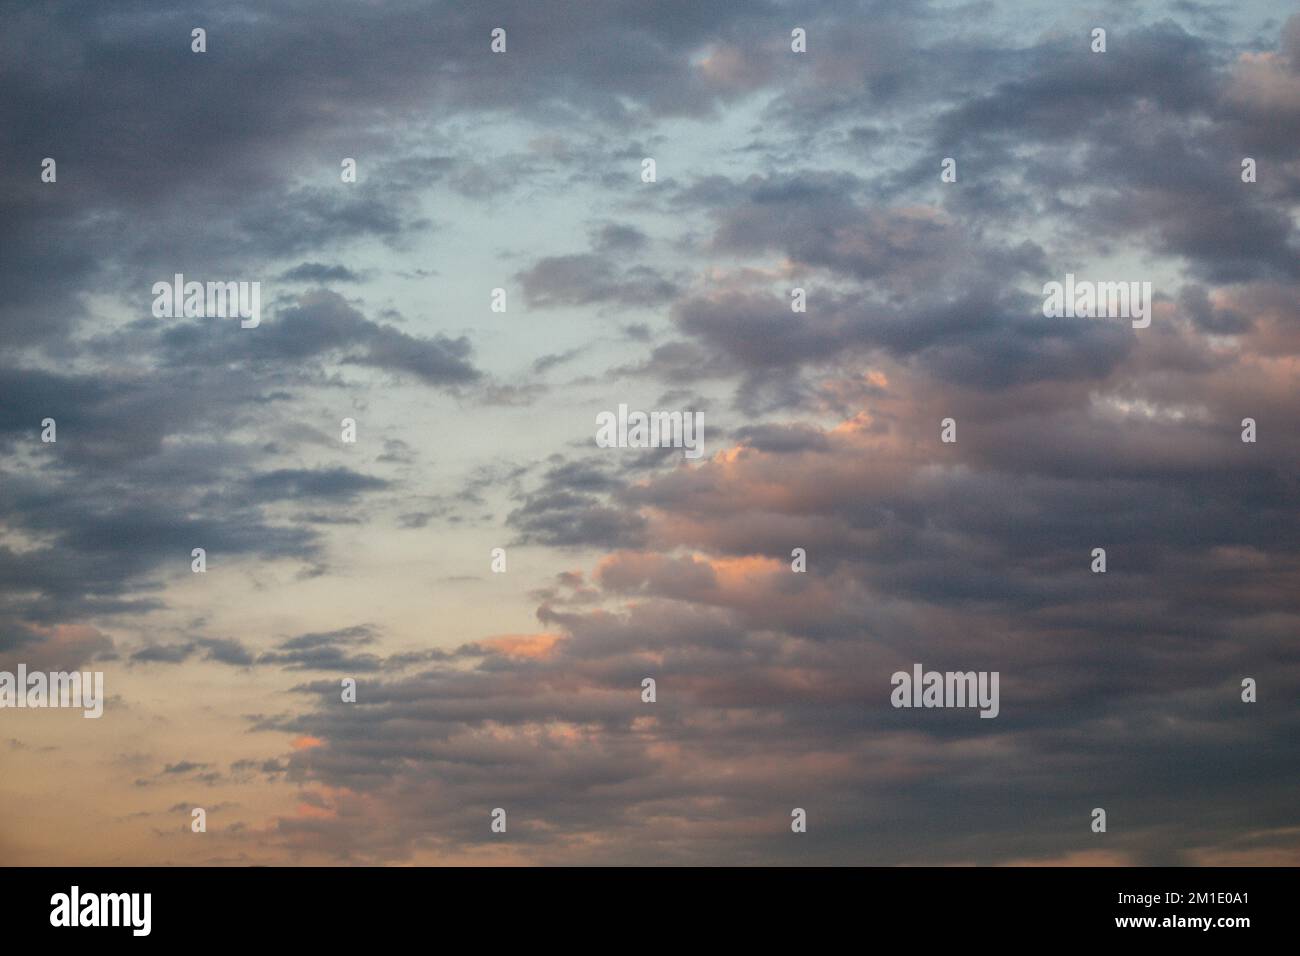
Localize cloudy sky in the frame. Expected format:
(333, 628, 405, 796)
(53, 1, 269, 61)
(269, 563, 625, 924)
(2, 0, 1298, 865)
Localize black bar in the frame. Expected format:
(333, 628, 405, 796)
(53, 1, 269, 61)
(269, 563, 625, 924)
(0, 866, 1282, 942)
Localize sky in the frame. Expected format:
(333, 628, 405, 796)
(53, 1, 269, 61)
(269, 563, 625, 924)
(1, 0, 1298, 865)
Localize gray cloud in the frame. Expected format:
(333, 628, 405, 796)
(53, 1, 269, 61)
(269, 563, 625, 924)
(3, 0, 1297, 867)
(516, 254, 680, 309)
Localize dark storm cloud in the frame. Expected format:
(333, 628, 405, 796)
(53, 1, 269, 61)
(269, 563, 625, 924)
(0, 346, 400, 643)
(936, 21, 1222, 142)
(732, 423, 833, 454)
(693, 171, 1050, 289)
(260, 625, 467, 673)
(131, 644, 197, 664)
(505, 460, 648, 549)
(277, 626, 376, 652)
(0, 364, 278, 478)
(516, 254, 680, 309)
(927, 20, 1300, 283)
(200, 637, 257, 667)
(607, 340, 715, 385)
(158, 291, 481, 388)
(161, 762, 208, 776)
(256, 635, 386, 673)
(131, 637, 257, 668)
(662, 281, 1130, 393)
(279, 263, 366, 284)
(590, 223, 650, 253)
(507, 491, 649, 550)
(532, 347, 588, 375)
(248, 468, 390, 503)
(127, 626, 454, 674)
(639, 166, 1149, 401)
(0, 468, 319, 623)
(1177, 284, 1252, 334)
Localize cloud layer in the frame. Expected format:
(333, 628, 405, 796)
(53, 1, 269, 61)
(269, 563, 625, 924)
(1, 1, 1297, 866)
